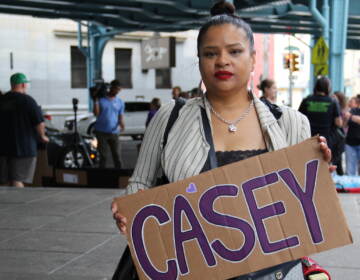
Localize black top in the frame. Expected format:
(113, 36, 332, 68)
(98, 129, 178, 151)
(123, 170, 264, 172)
(298, 95, 340, 142)
(216, 149, 268, 167)
(259, 96, 282, 120)
(346, 108, 360, 146)
(0, 91, 43, 157)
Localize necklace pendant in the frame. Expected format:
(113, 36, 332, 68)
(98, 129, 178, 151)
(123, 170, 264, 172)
(228, 124, 237, 132)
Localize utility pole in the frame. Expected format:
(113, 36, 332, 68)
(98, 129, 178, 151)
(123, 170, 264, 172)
(288, 36, 293, 107)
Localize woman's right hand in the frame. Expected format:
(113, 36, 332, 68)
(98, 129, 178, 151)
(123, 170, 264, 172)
(111, 200, 127, 235)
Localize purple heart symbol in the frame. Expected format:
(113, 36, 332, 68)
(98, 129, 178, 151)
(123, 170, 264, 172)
(186, 183, 197, 193)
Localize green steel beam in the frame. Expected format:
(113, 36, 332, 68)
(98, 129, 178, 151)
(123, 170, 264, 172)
(1, 0, 360, 48)
(0, 0, 177, 22)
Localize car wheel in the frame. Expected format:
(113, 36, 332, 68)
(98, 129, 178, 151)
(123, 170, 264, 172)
(58, 147, 86, 168)
(87, 123, 95, 136)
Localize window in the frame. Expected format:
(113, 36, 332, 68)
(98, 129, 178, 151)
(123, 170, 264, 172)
(70, 46, 87, 88)
(156, 68, 171, 89)
(115, 48, 132, 88)
(125, 102, 150, 112)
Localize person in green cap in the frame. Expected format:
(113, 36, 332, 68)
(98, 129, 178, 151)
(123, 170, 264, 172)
(0, 73, 49, 187)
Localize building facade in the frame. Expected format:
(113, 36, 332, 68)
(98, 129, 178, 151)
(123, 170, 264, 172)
(0, 14, 280, 128)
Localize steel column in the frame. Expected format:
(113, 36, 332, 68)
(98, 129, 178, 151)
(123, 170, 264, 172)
(329, 0, 350, 92)
(77, 22, 119, 111)
(310, 0, 329, 43)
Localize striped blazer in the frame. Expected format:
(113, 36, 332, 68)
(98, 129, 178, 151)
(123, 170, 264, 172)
(126, 95, 311, 194)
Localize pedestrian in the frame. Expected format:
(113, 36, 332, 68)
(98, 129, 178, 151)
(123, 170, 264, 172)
(334, 91, 348, 122)
(111, 1, 333, 279)
(331, 91, 347, 175)
(344, 95, 360, 175)
(171, 86, 182, 100)
(0, 73, 49, 187)
(145, 98, 161, 127)
(257, 78, 277, 104)
(93, 79, 125, 168)
(179, 91, 190, 99)
(190, 83, 204, 98)
(348, 96, 357, 110)
(257, 78, 282, 119)
(299, 76, 342, 150)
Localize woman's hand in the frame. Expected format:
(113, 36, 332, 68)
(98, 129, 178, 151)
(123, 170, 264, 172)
(318, 136, 336, 173)
(111, 200, 127, 235)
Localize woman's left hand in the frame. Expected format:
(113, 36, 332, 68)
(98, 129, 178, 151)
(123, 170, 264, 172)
(318, 136, 336, 173)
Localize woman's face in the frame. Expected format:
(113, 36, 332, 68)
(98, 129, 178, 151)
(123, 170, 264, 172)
(349, 98, 357, 109)
(198, 24, 255, 96)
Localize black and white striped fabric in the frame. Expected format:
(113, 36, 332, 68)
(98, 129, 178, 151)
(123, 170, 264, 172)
(126, 95, 310, 195)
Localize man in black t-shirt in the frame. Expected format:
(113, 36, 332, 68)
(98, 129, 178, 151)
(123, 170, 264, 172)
(298, 77, 342, 149)
(0, 73, 49, 187)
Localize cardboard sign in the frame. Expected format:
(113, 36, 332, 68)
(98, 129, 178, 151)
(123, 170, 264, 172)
(114, 138, 353, 280)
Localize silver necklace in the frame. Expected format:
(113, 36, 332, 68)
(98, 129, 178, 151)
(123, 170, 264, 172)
(209, 100, 254, 132)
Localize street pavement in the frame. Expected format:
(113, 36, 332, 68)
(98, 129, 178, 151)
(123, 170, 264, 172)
(0, 187, 358, 279)
(103, 137, 140, 170)
(119, 137, 141, 170)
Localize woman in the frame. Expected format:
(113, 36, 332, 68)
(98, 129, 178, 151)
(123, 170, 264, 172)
(332, 91, 347, 175)
(171, 86, 182, 100)
(344, 95, 360, 175)
(112, 1, 333, 279)
(258, 78, 282, 119)
(145, 97, 161, 127)
(299, 76, 342, 150)
(258, 78, 277, 104)
(348, 96, 357, 109)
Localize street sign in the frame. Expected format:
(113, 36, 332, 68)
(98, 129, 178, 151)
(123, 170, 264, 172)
(141, 37, 176, 69)
(312, 37, 329, 65)
(314, 63, 329, 76)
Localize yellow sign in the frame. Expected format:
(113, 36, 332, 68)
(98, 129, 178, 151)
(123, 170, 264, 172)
(314, 63, 329, 76)
(312, 37, 329, 65)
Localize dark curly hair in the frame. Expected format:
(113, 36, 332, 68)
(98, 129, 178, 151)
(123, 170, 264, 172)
(257, 79, 275, 93)
(197, 0, 254, 55)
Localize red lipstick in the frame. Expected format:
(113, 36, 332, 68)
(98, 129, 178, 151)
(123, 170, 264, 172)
(214, 71, 233, 80)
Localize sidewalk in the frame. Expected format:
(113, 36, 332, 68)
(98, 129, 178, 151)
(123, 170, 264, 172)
(0, 187, 127, 280)
(0, 187, 358, 279)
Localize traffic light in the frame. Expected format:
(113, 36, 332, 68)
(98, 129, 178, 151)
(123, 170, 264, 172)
(283, 53, 291, 69)
(283, 53, 300, 72)
(290, 53, 300, 72)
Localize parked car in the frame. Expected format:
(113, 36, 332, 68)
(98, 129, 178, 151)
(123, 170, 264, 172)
(64, 101, 150, 139)
(45, 127, 99, 168)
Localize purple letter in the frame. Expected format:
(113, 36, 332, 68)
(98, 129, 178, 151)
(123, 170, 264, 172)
(278, 160, 323, 243)
(199, 184, 256, 262)
(242, 173, 299, 253)
(132, 205, 178, 280)
(174, 195, 216, 275)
